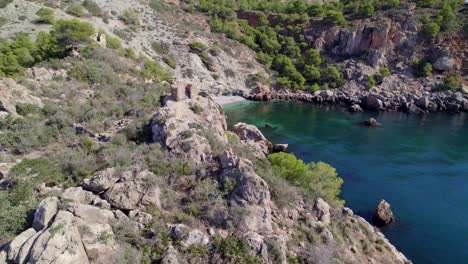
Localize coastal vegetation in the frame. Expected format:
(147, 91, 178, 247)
(196, 0, 463, 90)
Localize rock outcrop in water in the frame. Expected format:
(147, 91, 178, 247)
(373, 200, 395, 227)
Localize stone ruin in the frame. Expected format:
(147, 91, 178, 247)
(94, 33, 106, 48)
(170, 81, 198, 102)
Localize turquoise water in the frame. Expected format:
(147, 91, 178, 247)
(224, 101, 468, 264)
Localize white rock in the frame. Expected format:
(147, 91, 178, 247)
(33, 197, 59, 231)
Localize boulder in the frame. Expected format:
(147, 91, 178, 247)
(249, 85, 272, 101)
(6, 228, 37, 262)
(362, 95, 383, 111)
(461, 84, 468, 95)
(349, 104, 363, 112)
(171, 224, 209, 248)
(313, 198, 331, 226)
(219, 151, 272, 232)
(364, 118, 381, 127)
(33, 197, 60, 231)
(82, 167, 118, 193)
(28, 211, 90, 264)
(151, 96, 227, 165)
(0, 78, 42, 115)
(273, 143, 288, 153)
(432, 49, 454, 71)
(161, 245, 179, 264)
(373, 199, 394, 226)
(233, 122, 272, 158)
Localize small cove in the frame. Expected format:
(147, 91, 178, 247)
(224, 100, 468, 264)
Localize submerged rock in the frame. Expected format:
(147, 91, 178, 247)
(365, 118, 382, 127)
(349, 104, 363, 112)
(373, 199, 394, 226)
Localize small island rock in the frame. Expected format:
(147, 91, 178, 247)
(365, 118, 381, 127)
(373, 199, 394, 226)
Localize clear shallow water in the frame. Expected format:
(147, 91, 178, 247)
(224, 101, 468, 264)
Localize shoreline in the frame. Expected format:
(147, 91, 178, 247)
(245, 86, 468, 114)
(213, 95, 246, 105)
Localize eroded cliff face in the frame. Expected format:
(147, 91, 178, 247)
(1, 94, 411, 264)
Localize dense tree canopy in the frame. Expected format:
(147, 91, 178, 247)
(268, 152, 344, 204)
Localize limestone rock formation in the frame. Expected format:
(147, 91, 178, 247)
(32, 197, 59, 231)
(233, 122, 273, 158)
(0, 78, 42, 115)
(219, 151, 273, 232)
(373, 199, 394, 226)
(151, 95, 227, 165)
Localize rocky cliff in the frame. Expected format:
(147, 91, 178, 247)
(0, 93, 410, 264)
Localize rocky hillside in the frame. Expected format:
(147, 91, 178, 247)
(1, 89, 410, 263)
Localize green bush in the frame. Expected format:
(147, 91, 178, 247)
(35, 8, 55, 24)
(121, 9, 140, 29)
(417, 0, 436, 8)
(52, 19, 95, 47)
(66, 2, 85, 17)
(0, 0, 12, 8)
(303, 65, 321, 83)
(304, 49, 321, 66)
(438, 75, 461, 91)
(359, 1, 376, 17)
(412, 59, 433, 77)
(422, 21, 440, 38)
(321, 66, 345, 88)
(189, 41, 208, 53)
(0, 192, 35, 245)
(379, 67, 392, 77)
(323, 10, 346, 26)
(83, 0, 102, 17)
(141, 58, 173, 82)
(105, 34, 122, 49)
(366, 75, 376, 89)
(421, 63, 433, 76)
(268, 152, 344, 204)
(69, 60, 119, 85)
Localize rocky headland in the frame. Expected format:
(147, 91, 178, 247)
(0, 91, 411, 264)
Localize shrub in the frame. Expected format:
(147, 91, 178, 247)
(422, 21, 440, 38)
(439, 3, 457, 31)
(380, 0, 400, 9)
(321, 66, 345, 88)
(304, 49, 321, 66)
(438, 76, 461, 91)
(417, 0, 436, 8)
(141, 58, 173, 82)
(307, 3, 324, 17)
(323, 10, 346, 26)
(359, 1, 376, 17)
(0, 0, 12, 8)
(310, 83, 321, 92)
(35, 8, 55, 24)
(69, 60, 119, 85)
(303, 65, 321, 83)
(366, 75, 376, 89)
(379, 67, 391, 77)
(246, 71, 271, 87)
(189, 41, 208, 53)
(121, 9, 140, 29)
(105, 35, 122, 49)
(268, 152, 344, 204)
(421, 62, 433, 77)
(0, 192, 35, 245)
(83, 0, 102, 17)
(52, 19, 95, 47)
(66, 2, 85, 17)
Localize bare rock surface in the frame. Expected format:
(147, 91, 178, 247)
(373, 199, 394, 226)
(0, 78, 42, 115)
